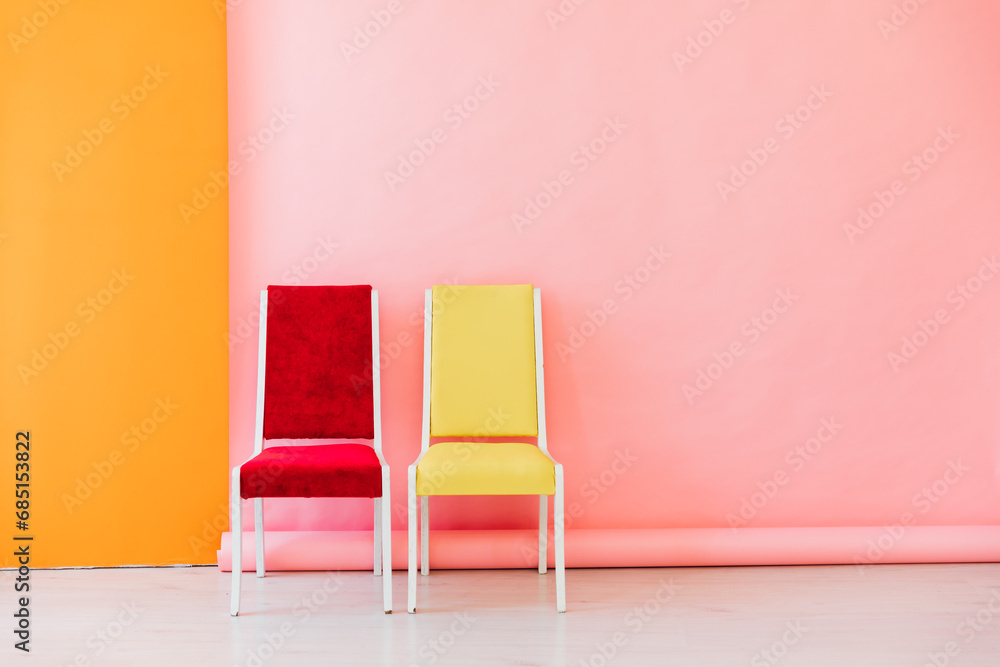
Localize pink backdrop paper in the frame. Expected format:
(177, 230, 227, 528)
(224, 0, 1000, 567)
(220, 527, 1000, 571)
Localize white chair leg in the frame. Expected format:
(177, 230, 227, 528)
(538, 495, 548, 574)
(420, 495, 429, 576)
(407, 465, 417, 613)
(230, 468, 242, 616)
(254, 498, 265, 578)
(381, 466, 392, 613)
(554, 464, 566, 613)
(374, 498, 382, 576)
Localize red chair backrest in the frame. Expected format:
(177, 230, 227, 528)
(262, 285, 374, 440)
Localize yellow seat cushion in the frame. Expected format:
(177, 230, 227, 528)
(416, 442, 555, 496)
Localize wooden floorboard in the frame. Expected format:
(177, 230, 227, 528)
(2, 563, 998, 665)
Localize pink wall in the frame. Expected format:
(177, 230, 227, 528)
(226, 1, 1000, 554)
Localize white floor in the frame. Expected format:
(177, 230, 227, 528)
(3, 563, 999, 666)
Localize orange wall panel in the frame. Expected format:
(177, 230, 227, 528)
(1, 0, 228, 567)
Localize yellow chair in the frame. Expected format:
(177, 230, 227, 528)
(406, 284, 565, 613)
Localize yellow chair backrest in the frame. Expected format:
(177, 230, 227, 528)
(429, 284, 538, 438)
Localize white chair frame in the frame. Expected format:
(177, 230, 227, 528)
(231, 288, 392, 616)
(406, 287, 565, 613)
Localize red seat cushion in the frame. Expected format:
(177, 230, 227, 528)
(240, 443, 382, 499)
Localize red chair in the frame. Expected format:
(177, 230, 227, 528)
(230, 285, 391, 615)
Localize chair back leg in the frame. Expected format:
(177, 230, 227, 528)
(420, 496, 429, 575)
(538, 495, 548, 574)
(374, 499, 382, 576)
(254, 498, 265, 577)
